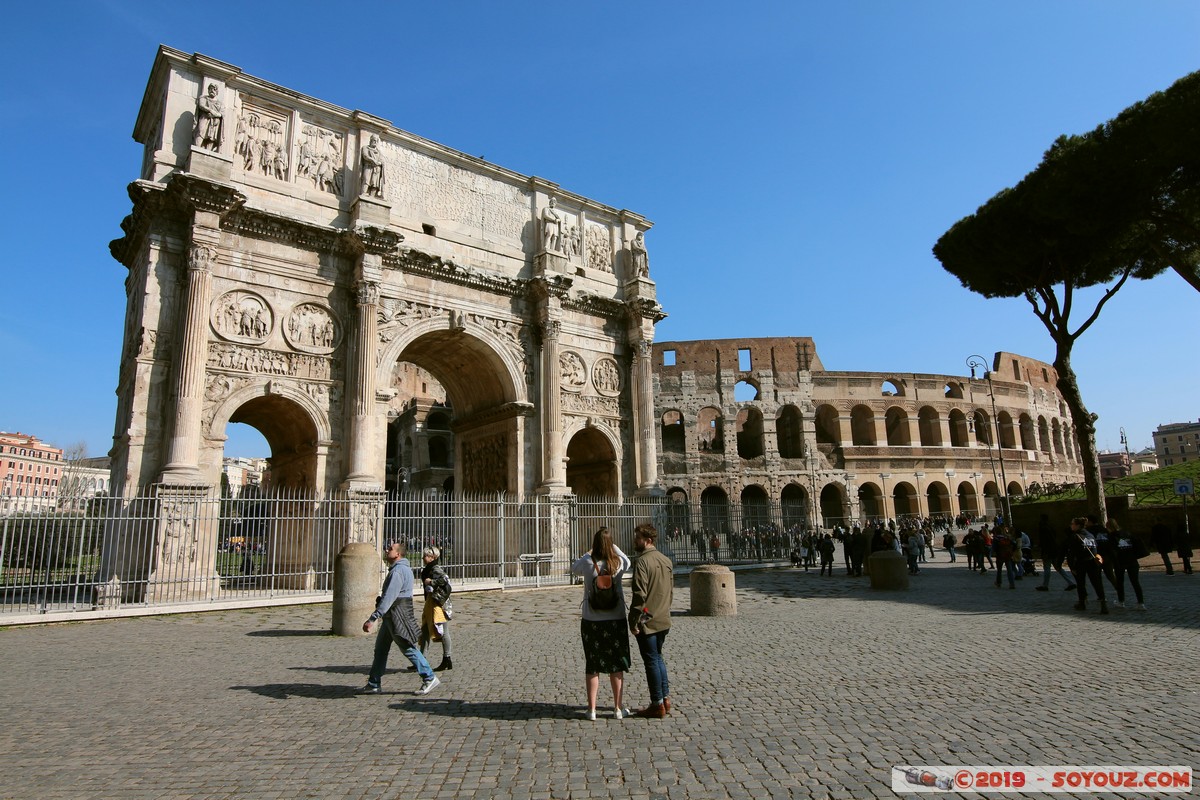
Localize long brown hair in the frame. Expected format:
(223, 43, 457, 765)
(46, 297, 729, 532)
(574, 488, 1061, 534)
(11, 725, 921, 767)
(590, 527, 617, 571)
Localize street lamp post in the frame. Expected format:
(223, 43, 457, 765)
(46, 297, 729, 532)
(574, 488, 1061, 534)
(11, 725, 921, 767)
(967, 355, 1013, 524)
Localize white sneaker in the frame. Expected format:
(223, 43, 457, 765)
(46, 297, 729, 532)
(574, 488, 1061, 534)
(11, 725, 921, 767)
(586, 709, 596, 721)
(414, 675, 441, 695)
(1136, 603, 1147, 611)
(1113, 601, 1125, 608)
(614, 706, 630, 720)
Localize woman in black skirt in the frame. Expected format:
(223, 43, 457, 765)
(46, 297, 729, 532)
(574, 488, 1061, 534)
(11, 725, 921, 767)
(570, 527, 632, 720)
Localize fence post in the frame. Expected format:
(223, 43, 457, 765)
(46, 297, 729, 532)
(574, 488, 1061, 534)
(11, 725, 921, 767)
(497, 491, 505, 585)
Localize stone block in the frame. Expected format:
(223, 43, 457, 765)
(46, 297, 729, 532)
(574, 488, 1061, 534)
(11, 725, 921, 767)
(868, 549, 910, 590)
(690, 564, 736, 615)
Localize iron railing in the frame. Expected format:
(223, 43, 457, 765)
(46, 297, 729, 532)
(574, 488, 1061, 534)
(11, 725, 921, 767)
(1, 489, 837, 623)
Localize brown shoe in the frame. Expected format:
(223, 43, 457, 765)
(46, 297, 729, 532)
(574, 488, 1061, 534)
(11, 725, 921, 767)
(662, 696, 672, 714)
(634, 703, 666, 719)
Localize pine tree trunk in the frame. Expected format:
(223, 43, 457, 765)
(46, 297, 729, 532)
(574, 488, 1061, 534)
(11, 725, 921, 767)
(1052, 348, 1106, 523)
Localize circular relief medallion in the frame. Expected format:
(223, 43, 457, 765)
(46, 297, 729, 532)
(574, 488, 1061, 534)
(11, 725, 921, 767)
(211, 291, 273, 344)
(592, 357, 622, 396)
(284, 302, 341, 354)
(559, 351, 587, 392)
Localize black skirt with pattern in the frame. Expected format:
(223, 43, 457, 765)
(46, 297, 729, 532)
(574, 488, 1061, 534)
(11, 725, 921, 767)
(580, 618, 632, 675)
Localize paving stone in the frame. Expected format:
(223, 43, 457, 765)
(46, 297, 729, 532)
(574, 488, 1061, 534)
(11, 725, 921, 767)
(0, 559, 1196, 798)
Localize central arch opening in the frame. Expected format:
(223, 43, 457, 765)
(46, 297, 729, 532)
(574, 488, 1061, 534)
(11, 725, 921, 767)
(387, 330, 519, 495)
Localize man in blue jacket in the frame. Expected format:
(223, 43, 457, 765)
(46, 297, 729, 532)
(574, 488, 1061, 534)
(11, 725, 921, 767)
(359, 540, 440, 695)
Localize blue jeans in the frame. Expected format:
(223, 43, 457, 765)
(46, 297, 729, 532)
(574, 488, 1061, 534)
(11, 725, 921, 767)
(636, 630, 670, 705)
(994, 558, 1016, 587)
(368, 618, 433, 686)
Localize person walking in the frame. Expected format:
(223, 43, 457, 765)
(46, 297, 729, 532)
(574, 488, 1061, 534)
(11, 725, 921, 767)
(1176, 523, 1194, 575)
(1067, 517, 1108, 615)
(570, 527, 632, 721)
(992, 526, 1017, 589)
(1108, 519, 1146, 610)
(418, 546, 454, 671)
(359, 540, 440, 695)
(629, 523, 673, 718)
(818, 533, 836, 576)
(905, 530, 922, 575)
(1151, 522, 1175, 575)
(941, 529, 957, 563)
(1035, 514, 1075, 592)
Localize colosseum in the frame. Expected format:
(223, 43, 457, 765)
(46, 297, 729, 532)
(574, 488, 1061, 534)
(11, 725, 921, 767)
(652, 337, 1085, 529)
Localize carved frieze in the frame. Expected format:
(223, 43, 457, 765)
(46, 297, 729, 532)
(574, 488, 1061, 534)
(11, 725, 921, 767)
(301, 381, 343, 408)
(585, 222, 613, 273)
(377, 298, 446, 344)
(592, 357, 622, 396)
(461, 434, 507, 494)
(285, 302, 340, 354)
(562, 393, 620, 417)
(212, 290, 273, 344)
(296, 123, 345, 195)
(559, 351, 587, 392)
(235, 96, 290, 180)
(208, 342, 333, 380)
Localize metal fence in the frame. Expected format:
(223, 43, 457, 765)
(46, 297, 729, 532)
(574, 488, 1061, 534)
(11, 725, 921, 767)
(1, 489, 825, 624)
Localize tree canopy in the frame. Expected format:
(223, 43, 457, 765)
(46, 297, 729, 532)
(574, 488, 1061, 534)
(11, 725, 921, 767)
(932, 69, 1200, 522)
(934, 69, 1200, 298)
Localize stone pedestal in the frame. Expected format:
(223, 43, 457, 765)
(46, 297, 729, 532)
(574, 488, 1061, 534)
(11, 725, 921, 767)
(145, 484, 220, 603)
(868, 550, 910, 590)
(332, 542, 379, 637)
(689, 564, 736, 616)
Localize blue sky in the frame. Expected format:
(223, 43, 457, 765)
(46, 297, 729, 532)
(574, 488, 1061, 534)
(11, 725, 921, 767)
(1, 1, 1196, 459)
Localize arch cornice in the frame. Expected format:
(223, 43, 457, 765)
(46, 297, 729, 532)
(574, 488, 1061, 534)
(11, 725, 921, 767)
(205, 379, 332, 443)
(375, 317, 528, 406)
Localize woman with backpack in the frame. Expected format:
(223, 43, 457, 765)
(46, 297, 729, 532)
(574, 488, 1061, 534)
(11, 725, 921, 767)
(418, 546, 454, 671)
(570, 527, 632, 720)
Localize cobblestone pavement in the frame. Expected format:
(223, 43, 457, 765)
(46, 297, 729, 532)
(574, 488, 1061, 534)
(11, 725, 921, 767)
(1, 554, 1197, 799)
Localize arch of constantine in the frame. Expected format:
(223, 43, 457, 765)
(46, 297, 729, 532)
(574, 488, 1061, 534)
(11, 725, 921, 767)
(103, 48, 663, 601)
(652, 338, 1085, 526)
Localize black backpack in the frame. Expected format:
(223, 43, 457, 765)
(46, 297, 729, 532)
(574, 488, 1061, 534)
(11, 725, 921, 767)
(588, 561, 618, 611)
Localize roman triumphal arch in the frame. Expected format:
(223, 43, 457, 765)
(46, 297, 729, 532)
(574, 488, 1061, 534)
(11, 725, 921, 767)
(104, 48, 664, 601)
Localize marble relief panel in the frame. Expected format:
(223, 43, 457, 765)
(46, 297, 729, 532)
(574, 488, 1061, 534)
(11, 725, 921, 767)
(585, 221, 613, 272)
(295, 122, 345, 196)
(235, 96, 291, 180)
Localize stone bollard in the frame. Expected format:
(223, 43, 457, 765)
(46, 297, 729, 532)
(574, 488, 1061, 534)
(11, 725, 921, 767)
(689, 564, 736, 616)
(333, 542, 379, 636)
(868, 549, 910, 590)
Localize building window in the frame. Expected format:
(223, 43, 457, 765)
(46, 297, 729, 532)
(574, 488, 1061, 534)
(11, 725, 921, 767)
(738, 348, 751, 371)
(663, 349, 676, 366)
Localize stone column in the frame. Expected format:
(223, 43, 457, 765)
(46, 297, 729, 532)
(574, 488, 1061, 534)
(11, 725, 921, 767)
(539, 316, 567, 490)
(630, 337, 659, 493)
(160, 240, 217, 484)
(344, 278, 380, 488)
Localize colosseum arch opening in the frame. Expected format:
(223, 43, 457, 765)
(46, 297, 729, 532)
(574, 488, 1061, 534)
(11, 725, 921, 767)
(925, 481, 951, 517)
(776, 405, 804, 459)
(780, 483, 810, 528)
(850, 405, 876, 446)
(820, 483, 847, 526)
(885, 407, 912, 446)
(736, 407, 765, 459)
(918, 406, 942, 447)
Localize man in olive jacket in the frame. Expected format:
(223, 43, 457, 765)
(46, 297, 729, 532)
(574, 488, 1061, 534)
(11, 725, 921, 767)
(628, 523, 673, 718)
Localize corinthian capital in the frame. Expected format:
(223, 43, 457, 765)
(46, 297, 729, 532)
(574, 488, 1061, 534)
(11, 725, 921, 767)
(356, 280, 380, 306)
(188, 244, 218, 273)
